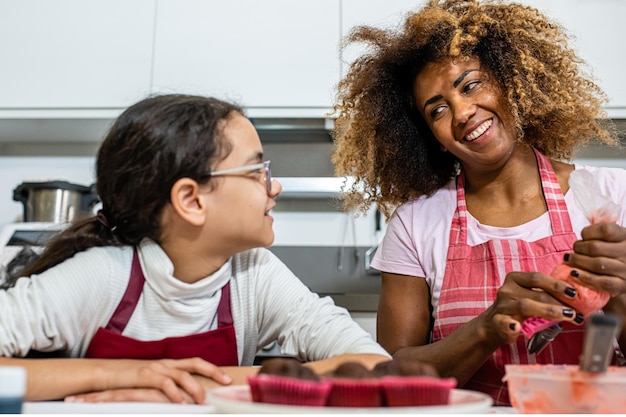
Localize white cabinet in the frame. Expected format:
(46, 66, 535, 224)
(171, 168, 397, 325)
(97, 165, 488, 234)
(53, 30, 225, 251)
(152, 0, 340, 114)
(0, 0, 623, 121)
(521, 0, 626, 114)
(0, 0, 155, 109)
(342, 0, 420, 28)
(341, 0, 426, 75)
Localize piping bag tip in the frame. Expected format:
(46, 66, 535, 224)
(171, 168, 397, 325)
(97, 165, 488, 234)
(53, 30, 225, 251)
(527, 323, 563, 355)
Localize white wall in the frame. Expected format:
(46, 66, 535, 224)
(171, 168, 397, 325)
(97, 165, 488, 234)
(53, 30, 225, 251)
(574, 157, 626, 170)
(0, 156, 96, 227)
(350, 312, 377, 340)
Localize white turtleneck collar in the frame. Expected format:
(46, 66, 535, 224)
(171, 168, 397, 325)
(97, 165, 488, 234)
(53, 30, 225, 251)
(136, 239, 232, 300)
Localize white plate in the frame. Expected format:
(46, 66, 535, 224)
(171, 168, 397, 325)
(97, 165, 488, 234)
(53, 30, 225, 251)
(208, 385, 493, 414)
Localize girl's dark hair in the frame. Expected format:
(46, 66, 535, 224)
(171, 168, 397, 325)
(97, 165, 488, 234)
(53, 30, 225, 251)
(21, 94, 244, 276)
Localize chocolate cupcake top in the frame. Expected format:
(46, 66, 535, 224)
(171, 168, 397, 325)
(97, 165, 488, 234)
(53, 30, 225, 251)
(328, 361, 374, 379)
(258, 358, 320, 381)
(258, 357, 439, 381)
(372, 359, 439, 378)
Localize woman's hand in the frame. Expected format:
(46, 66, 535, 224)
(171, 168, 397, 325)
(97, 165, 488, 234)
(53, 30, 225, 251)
(483, 271, 583, 344)
(66, 357, 232, 404)
(565, 222, 626, 297)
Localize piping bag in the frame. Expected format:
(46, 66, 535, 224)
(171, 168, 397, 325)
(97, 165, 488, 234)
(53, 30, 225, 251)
(523, 170, 621, 354)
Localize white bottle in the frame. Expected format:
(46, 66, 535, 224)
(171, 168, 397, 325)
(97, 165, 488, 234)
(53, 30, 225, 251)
(0, 367, 26, 414)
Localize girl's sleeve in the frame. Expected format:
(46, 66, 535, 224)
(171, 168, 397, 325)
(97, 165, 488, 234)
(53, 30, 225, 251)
(0, 248, 118, 357)
(254, 249, 390, 362)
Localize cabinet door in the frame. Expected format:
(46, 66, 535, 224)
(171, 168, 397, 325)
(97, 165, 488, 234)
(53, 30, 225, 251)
(0, 0, 155, 108)
(341, 0, 427, 76)
(152, 0, 340, 110)
(521, 0, 626, 111)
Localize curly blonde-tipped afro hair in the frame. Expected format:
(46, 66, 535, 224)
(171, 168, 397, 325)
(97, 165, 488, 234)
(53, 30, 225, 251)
(332, 0, 618, 217)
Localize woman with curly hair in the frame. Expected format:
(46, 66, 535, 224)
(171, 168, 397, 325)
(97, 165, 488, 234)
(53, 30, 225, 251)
(332, 0, 626, 405)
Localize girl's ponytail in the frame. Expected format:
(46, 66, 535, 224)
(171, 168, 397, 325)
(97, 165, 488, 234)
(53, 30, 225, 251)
(19, 215, 120, 277)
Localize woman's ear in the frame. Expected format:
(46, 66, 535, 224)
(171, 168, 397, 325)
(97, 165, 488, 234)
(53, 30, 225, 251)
(170, 178, 206, 226)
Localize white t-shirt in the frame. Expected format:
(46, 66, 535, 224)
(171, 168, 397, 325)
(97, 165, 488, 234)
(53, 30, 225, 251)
(0, 239, 389, 363)
(371, 165, 626, 315)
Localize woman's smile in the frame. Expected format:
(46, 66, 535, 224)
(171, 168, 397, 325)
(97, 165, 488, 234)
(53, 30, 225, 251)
(464, 118, 493, 142)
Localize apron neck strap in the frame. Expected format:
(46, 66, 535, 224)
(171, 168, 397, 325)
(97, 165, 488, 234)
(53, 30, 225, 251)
(217, 281, 233, 328)
(451, 148, 573, 245)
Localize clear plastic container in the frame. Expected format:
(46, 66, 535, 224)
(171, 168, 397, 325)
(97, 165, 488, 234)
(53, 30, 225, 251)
(504, 364, 626, 413)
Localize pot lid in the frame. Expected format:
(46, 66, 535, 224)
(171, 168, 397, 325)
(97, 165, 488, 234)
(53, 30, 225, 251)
(14, 180, 93, 192)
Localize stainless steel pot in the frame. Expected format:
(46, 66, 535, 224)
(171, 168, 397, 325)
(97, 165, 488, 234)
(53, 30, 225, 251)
(13, 181, 100, 223)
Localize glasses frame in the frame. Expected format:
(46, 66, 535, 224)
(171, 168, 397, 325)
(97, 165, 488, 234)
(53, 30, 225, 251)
(208, 160, 272, 193)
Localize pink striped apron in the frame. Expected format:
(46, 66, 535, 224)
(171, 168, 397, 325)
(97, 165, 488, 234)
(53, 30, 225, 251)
(432, 148, 584, 406)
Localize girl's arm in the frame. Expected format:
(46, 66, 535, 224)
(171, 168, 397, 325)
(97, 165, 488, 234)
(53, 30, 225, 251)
(0, 356, 230, 404)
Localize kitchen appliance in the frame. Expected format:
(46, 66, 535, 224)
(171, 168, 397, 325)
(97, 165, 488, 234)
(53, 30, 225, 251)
(12, 180, 99, 223)
(0, 222, 66, 289)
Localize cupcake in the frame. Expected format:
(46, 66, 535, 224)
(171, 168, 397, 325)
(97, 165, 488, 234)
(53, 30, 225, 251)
(325, 362, 382, 407)
(380, 375, 456, 407)
(372, 359, 439, 378)
(247, 358, 331, 406)
(375, 359, 457, 407)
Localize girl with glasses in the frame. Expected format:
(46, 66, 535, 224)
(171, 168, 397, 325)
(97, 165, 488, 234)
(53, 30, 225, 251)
(0, 94, 391, 403)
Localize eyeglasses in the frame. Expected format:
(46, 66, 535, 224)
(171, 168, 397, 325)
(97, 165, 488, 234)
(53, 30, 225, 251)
(208, 160, 272, 193)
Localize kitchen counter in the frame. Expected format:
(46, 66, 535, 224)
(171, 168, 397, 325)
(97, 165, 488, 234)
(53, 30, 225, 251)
(22, 401, 516, 414)
(23, 401, 215, 414)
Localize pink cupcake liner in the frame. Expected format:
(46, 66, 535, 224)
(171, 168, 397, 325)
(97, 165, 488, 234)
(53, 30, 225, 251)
(381, 376, 457, 407)
(325, 378, 383, 407)
(247, 374, 264, 403)
(247, 374, 331, 406)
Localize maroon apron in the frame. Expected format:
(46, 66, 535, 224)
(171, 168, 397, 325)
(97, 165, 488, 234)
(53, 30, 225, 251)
(432, 149, 585, 405)
(85, 251, 239, 366)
